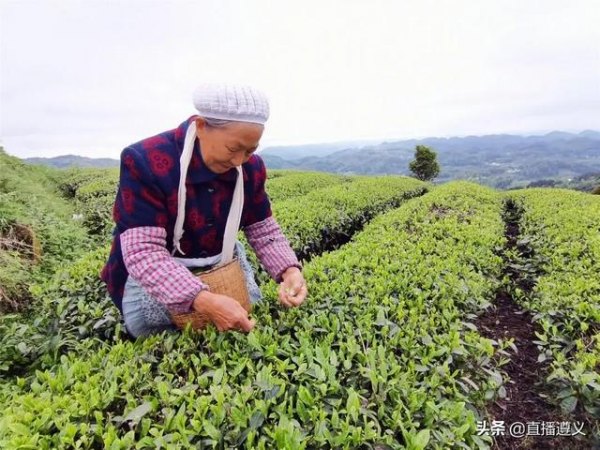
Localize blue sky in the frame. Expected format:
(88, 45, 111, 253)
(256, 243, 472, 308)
(1, 0, 599, 158)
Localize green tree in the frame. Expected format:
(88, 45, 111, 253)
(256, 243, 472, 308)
(409, 145, 440, 181)
(591, 185, 600, 195)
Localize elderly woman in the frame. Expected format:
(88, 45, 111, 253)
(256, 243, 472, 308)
(100, 83, 308, 338)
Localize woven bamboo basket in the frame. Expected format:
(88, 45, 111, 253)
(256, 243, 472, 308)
(169, 257, 251, 330)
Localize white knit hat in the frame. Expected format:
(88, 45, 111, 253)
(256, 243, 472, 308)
(192, 82, 270, 125)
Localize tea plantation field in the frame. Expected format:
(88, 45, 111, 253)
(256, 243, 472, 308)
(0, 150, 598, 449)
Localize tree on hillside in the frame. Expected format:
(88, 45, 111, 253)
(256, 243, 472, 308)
(592, 185, 600, 195)
(409, 145, 440, 181)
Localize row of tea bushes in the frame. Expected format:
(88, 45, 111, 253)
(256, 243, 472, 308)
(241, 175, 427, 285)
(506, 189, 600, 426)
(56, 167, 119, 200)
(265, 171, 352, 202)
(248, 176, 428, 264)
(56, 168, 120, 240)
(1, 182, 509, 449)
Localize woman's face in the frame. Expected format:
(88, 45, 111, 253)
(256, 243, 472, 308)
(195, 117, 264, 173)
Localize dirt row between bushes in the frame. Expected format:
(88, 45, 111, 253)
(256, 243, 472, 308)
(476, 199, 592, 450)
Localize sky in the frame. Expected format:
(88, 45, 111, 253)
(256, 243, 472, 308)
(1, 0, 599, 159)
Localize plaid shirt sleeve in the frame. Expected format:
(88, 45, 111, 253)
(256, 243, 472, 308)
(120, 227, 209, 314)
(244, 216, 303, 283)
(116, 147, 209, 313)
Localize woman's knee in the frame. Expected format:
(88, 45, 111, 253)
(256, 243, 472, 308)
(123, 307, 177, 338)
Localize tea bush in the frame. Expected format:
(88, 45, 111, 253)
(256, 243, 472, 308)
(506, 189, 600, 426)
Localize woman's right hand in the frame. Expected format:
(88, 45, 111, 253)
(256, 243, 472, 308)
(192, 290, 256, 333)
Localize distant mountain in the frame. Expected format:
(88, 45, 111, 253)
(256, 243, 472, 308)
(24, 154, 119, 169)
(522, 171, 600, 192)
(260, 130, 600, 189)
(259, 139, 383, 161)
(260, 154, 300, 170)
(17, 131, 600, 191)
(577, 130, 600, 139)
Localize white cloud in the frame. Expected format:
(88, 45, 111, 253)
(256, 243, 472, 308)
(1, 0, 599, 158)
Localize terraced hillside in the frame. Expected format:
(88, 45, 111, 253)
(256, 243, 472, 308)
(0, 160, 598, 449)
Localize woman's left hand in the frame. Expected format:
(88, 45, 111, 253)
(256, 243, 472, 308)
(278, 267, 307, 308)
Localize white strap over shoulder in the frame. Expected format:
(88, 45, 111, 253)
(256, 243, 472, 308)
(171, 120, 198, 256)
(171, 120, 244, 265)
(221, 166, 244, 264)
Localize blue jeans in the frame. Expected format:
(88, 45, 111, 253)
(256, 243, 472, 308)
(122, 241, 262, 338)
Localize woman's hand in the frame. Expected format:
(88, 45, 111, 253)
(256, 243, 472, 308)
(278, 267, 307, 308)
(192, 290, 256, 332)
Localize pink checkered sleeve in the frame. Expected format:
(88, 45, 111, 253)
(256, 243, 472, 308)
(120, 226, 209, 314)
(244, 216, 303, 283)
